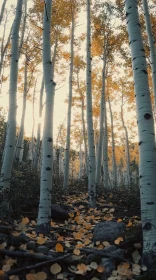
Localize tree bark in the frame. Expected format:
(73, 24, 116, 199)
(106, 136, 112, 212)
(0, 0, 24, 213)
(0, 0, 7, 25)
(125, 0, 156, 268)
(63, 8, 75, 189)
(86, 0, 96, 207)
(143, 0, 156, 113)
(37, 0, 56, 234)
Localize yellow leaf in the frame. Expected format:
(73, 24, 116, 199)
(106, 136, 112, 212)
(127, 221, 133, 227)
(12, 231, 21, 237)
(35, 272, 47, 280)
(26, 274, 36, 280)
(57, 235, 64, 241)
(114, 237, 123, 245)
(117, 218, 122, 222)
(5, 259, 17, 266)
(50, 263, 61, 274)
(36, 237, 47, 245)
(103, 241, 110, 247)
(73, 248, 81, 255)
(97, 265, 105, 273)
(21, 217, 29, 225)
(76, 263, 88, 274)
(55, 243, 64, 252)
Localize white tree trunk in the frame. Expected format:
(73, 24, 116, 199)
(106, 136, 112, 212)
(14, 55, 28, 162)
(37, 0, 56, 233)
(63, 9, 74, 189)
(108, 96, 117, 188)
(103, 104, 109, 189)
(86, 0, 96, 207)
(0, 0, 7, 25)
(31, 77, 37, 163)
(95, 47, 107, 188)
(0, 0, 23, 200)
(143, 0, 156, 112)
(78, 141, 83, 180)
(33, 77, 44, 169)
(77, 72, 88, 175)
(125, 0, 156, 267)
(121, 92, 131, 187)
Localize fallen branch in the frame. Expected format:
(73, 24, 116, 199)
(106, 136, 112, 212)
(0, 249, 65, 261)
(6, 253, 71, 276)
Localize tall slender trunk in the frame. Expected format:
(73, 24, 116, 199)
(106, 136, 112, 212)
(108, 96, 117, 188)
(78, 137, 83, 180)
(125, 0, 156, 267)
(33, 77, 44, 169)
(63, 9, 74, 189)
(0, 19, 12, 76)
(86, 0, 96, 207)
(37, 0, 56, 233)
(143, 0, 156, 112)
(19, 0, 27, 56)
(103, 104, 109, 189)
(121, 91, 131, 187)
(95, 43, 107, 188)
(77, 72, 88, 175)
(0, 0, 7, 25)
(31, 77, 37, 163)
(0, 0, 23, 210)
(14, 55, 28, 162)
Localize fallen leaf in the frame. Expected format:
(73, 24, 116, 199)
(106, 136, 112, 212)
(26, 274, 36, 280)
(97, 265, 105, 273)
(76, 263, 88, 275)
(0, 270, 5, 280)
(35, 271, 47, 280)
(114, 237, 123, 245)
(55, 243, 64, 252)
(90, 262, 98, 269)
(2, 265, 11, 272)
(36, 237, 47, 245)
(9, 276, 19, 280)
(50, 263, 61, 275)
(21, 217, 29, 224)
(132, 250, 141, 263)
(73, 248, 80, 255)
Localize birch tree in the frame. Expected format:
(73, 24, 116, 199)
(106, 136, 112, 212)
(143, 0, 156, 112)
(0, 0, 23, 213)
(125, 0, 156, 267)
(0, 0, 7, 25)
(63, 3, 75, 189)
(86, 0, 96, 207)
(37, 0, 56, 233)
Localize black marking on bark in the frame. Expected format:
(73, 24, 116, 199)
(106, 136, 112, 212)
(9, 145, 12, 147)
(147, 183, 151, 185)
(146, 202, 154, 205)
(143, 222, 152, 231)
(138, 141, 142, 145)
(126, 12, 130, 17)
(139, 175, 142, 178)
(136, 23, 141, 27)
(43, 179, 47, 181)
(135, 68, 138, 70)
(44, 3, 49, 21)
(46, 167, 51, 171)
(47, 155, 51, 158)
(141, 49, 145, 52)
(47, 138, 52, 142)
(144, 113, 151, 120)
(142, 70, 148, 74)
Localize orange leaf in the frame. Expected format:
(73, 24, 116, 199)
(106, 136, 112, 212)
(36, 237, 47, 245)
(97, 265, 105, 273)
(35, 272, 47, 280)
(73, 249, 80, 255)
(0, 270, 5, 280)
(26, 274, 36, 280)
(55, 243, 64, 252)
(127, 221, 133, 227)
(21, 217, 29, 225)
(114, 237, 123, 245)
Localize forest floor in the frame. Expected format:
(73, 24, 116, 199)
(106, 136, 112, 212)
(0, 187, 155, 280)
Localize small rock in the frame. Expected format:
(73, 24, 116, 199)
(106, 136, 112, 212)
(27, 241, 36, 250)
(51, 204, 70, 220)
(36, 246, 49, 253)
(93, 221, 125, 242)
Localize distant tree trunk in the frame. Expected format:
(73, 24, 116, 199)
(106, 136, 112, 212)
(37, 0, 56, 234)
(0, 16, 12, 76)
(19, 0, 27, 56)
(108, 96, 117, 188)
(86, 0, 96, 207)
(63, 9, 75, 189)
(143, 0, 156, 112)
(78, 139, 83, 180)
(33, 77, 44, 169)
(103, 105, 109, 189)
(14, 55, 28, 162)
(121, 90, 131, 187)
(0, 0, 7, 25)
(77, 72, 88, 175)
(95, 43, 107, 188)
(125, 0, 156, 268)
(31, 77, 37, 163)
(0, 0, 23, 213)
